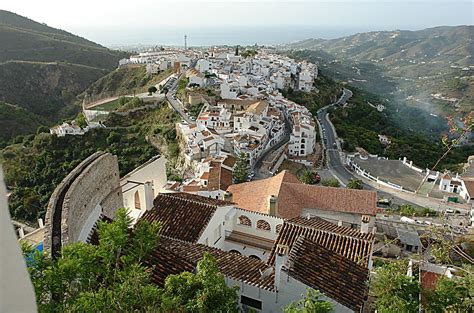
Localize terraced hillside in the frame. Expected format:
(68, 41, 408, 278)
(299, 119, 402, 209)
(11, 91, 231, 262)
(0, 10, 128, 141)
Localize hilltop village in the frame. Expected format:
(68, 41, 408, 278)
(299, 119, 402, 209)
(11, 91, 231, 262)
(15, 47, 474, 312)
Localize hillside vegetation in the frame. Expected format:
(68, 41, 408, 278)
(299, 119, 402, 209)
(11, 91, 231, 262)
(1, 103, 179, 223)
(283, 26, 473, 118)
(84, 67, 172, 98)
(328, 87, 474, 171)
(0, 102, 45, 144)
(0, 10, 128, 141)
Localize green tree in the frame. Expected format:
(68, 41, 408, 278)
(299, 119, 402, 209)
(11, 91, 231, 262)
(300, 169, 316, 185)
(75, 112, 88, 128)
(321, 178, 340, 187)
(25, 208, 162, 312)
(233, 152, 249, 183)
(424, 265, 474, 312)
(160, 252, 239, 312)
(347, 178, 363, 189)
(36, 126, 50, 134)
(148, 86, 158, 95)
(370, 261, 420, 313)
(284, 289, 333, 313)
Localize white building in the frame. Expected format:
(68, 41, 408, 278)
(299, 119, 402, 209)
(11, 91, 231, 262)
(120, 155, 168, 221)
(136, 192, 373, 312)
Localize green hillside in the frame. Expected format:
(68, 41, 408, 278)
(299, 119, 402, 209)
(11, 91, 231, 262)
(84, 67, 172, 98)
(0, 10, 129, 141)
(283, 26, 473, 118)
(0, 61, 108, 119)
(0, 102, 45, 144)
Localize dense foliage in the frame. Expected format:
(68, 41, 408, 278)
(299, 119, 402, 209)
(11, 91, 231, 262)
(329, 88, 473, 171)
(2, 104, 179, 223)
(284, 289, 333, 313)
(0, 102, 45, 145)
(233, 152, 249, 183)
(282, 73, 342, 115)
(161, 253, 239, 312)
(321, 178, 340, 187)
(24, 208, 239, 312)
(346, 178, 363, 189)
(370, 261, 420, 312)
(370, 260, 474, 312)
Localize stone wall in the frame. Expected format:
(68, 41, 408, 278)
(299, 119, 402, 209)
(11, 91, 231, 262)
(44, 152, 123, 255)
(62, 153, 122, 245)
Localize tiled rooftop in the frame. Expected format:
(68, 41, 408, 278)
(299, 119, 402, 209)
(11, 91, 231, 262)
(287, 236, 369, 312)
(154, 237, 276, 291)
(227, 170, 378, 218)
(139, 193, 232, 243)
(267, 218, 373, 267)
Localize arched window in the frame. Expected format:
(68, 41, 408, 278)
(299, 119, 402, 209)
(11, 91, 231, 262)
(276, 224, 283, 234)
(256, 220, 271, 232)
(301, 138, 305, 143)
(134, 191, 141, 210)
(249, 255, 261, 260)
(229, 250, 241, 255)
(238, 215, 252, 227)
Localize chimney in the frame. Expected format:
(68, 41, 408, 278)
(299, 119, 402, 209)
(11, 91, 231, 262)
(269, 195, 278, 216)
(274, 244, 289, 291)
(144, 182, 154, 211)
(38, 218, 44, 229)
(224, 191, 233, 202)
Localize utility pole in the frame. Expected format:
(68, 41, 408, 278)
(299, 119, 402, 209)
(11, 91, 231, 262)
(184, 34, 187, 50)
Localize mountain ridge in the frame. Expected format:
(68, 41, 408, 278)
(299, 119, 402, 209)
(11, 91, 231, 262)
(0, 10, 129, 142)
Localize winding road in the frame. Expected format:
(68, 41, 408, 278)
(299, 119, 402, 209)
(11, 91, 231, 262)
(316, 89, 421, 207)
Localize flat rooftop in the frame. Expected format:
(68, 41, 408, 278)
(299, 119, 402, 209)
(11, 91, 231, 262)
(353, 156, 425, 192)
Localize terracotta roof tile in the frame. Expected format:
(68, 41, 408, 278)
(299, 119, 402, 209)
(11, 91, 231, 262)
(227, 171, 377, 218)
(139, 193, 232, 243)
(287, 236, 369, 311)
(153, 237, 276, 291)
(227, 171, 301, 216)
(267, 219, 373, 267)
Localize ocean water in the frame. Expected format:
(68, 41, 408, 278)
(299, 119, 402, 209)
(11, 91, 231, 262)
(79, 25, 382, 47)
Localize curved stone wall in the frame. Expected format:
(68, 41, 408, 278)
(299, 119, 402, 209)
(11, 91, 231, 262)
(44, 152, 123, 256)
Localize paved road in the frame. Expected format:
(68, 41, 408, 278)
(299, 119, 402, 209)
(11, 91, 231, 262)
(316, 89, 422, 207)
(253, 116, 291, 179)
(165, 74, 192, 123)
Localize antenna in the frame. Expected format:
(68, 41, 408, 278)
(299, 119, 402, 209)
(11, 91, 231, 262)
(184, 34, 187, 50)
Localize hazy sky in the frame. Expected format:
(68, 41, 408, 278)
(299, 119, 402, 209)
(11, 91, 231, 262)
(2, 0, 473, 45)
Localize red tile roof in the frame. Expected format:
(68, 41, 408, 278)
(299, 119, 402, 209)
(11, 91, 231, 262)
(267, 218, 373, 267)
(227, 170, 377, 218)
(287, 236, 369, 312)
(139, 193, 231, 243)
(152, 237, 275, 291)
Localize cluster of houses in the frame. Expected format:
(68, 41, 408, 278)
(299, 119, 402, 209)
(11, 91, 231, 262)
(170, 49, 319, 193)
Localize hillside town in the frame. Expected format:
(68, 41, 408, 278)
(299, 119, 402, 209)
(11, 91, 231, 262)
(5, 46, 474, 313)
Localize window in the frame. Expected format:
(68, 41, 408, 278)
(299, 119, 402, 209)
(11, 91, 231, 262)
(134, 191, 141, 210)
(256, 220, 271, 231)
(241, 296, 262, 311)
(276, 224, 283, 233)
(238, 215, 252, 227)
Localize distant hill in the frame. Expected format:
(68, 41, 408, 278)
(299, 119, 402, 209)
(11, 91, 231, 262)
(0, 10, 128, 141)
(284, 26, 473, 117)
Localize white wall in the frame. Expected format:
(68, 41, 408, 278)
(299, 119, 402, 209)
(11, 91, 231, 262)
(121, 156, 167, 215)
